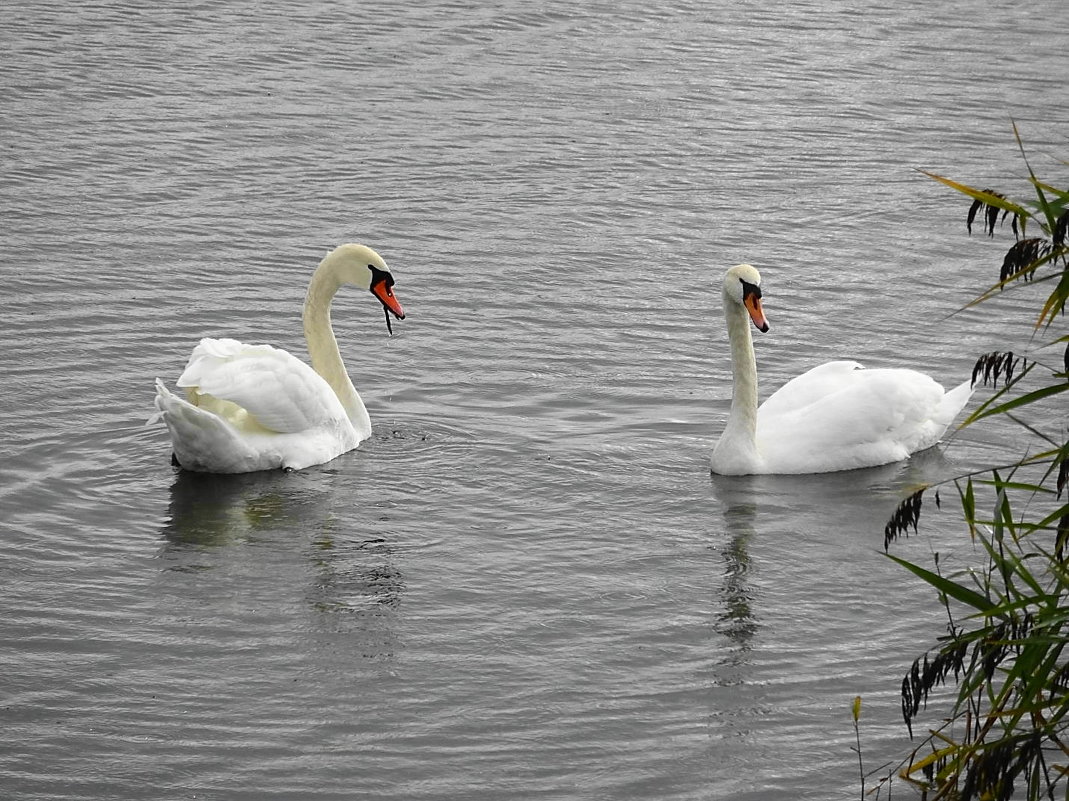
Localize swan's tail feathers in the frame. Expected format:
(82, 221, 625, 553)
(942, 379, 975, 421)
(146, 378, 169, 425)
(152, 377, 260, 473)
(936, 379, 976, 436)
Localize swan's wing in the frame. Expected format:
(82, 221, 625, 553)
(176, 338, 344, 434)
(758, 366, 949, 471)
(758, 360, 865, 418)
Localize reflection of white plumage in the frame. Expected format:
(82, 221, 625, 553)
(153, 244, 405, 474)
(710, 264, 973, 476)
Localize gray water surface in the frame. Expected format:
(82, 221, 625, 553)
(2, 1, 1065, 799)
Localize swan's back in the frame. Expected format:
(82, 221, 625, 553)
(177, 338, 351, 433)
(756, 363, 972, 474)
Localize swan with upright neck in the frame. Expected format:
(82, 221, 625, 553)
(710, 264, 973, 475)
(154, 243, 405, 473)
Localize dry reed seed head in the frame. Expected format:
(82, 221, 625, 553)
(1057, 515, 1069, 563)
(901, 669, 919, 736)
(981, 627, 1008, 681)
(1054, 660, 1069, 695)
(884, 488, 926, 550)
(1054, 209, 1069, 249)
(922, 760, 935, 784)
(961, 738, 1018, 801)
(899, 640, 969, 737)
(999, 237, 1053, 283)
(970, 351, 1025, 388)
(966, 190, 1015, 238)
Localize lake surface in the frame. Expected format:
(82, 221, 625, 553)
(2, 0, 1065, 798)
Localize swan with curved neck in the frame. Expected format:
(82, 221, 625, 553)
(710, 264, 973, 475)
(154, 243, 405, 473)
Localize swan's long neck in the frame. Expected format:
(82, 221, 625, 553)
(714, 292, 761, 468)
(303, 261, 369, 429)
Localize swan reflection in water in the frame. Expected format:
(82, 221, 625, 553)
(709, 445, 959, 653)
(160, 469, 300, 549)
(714, 492, 759, 649)
(159, 468, 403, 621)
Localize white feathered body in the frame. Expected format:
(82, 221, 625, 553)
(154, 337, 369, 473)
(748, 360, 973, 474)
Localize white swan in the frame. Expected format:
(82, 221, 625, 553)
(153, 243, 406, 473)
(710, 264, 973, 475)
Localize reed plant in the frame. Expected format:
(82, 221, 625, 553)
(863, 127, 1068, 800)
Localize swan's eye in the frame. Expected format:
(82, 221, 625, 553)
(368, 264, 395, 289)
(741, 279, 761, 299)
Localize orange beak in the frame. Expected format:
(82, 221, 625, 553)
(372, 280, 405, 320)
(744, 293, 769, 332)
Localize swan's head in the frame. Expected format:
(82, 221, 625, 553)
(324, 243, 406, 322)
(724, 264, 769, 333)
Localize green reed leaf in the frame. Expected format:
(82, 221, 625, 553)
(965, 382, 1069, 425)
(884, 553, 997, 613)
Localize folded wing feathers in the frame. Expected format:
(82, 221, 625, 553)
(174, 338, 337, 434)
(757, 366, 970, 468)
